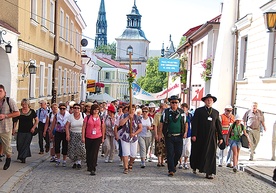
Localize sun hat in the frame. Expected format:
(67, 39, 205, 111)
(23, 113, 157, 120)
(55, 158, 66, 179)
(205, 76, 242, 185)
(201, 94, 217, 103)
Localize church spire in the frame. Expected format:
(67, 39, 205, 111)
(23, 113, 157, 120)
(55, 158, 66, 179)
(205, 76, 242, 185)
(126, 0, 142, 29)
(95, 0, 107, 48)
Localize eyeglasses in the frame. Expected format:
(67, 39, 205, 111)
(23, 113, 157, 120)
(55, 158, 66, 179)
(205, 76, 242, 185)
(142, 111, 148, 113)
(59, 108, 66, 110)
(170, 101, 179, 104)
(226, 109, 232, 112)
(74, 107, 80, 109)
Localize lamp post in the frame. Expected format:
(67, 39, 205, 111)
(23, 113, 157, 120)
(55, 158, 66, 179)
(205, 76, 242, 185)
(127, 45, 133, 137)
(264, 10, 276, 32)
(0, 30, 12, 53)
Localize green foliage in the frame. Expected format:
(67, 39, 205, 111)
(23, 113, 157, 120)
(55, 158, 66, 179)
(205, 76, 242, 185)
(178, 36, 187, 48)
(95, 42, 116, 59)
(137, 57, 167, 93)
(200, 58, 213, 82)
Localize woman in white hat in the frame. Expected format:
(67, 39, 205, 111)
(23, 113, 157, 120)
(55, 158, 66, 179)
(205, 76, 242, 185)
(226, 114, 250, 172)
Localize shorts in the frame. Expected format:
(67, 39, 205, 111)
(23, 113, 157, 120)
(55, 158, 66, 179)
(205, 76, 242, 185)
(229, 139, 241, 149)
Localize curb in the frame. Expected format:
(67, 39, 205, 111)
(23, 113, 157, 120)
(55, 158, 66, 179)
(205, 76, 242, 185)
(239, 165, 276, 187)
(0, 154, 50, 193)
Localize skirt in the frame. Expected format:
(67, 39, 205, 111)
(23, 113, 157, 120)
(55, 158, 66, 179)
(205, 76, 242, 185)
(154, 138, 166, 157)
(17, 132, 32, 159)
(68, 132, 86, 162)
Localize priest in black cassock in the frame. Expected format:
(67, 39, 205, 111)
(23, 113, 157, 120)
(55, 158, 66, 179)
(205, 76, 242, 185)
(190, 94, 223, 179)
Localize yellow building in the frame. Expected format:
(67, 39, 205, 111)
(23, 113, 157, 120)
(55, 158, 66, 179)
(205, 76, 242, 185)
(0, 0, 86, 108)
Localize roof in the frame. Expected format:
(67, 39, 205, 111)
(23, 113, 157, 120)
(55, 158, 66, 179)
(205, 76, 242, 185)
(182, 14, 221, 37)
(0, 20, 20, 34)
(117, 28, 148, 41)
(97, 56, 128, 70)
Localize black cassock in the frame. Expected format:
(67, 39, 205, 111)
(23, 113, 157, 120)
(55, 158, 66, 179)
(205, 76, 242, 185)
(190, 106, 223, 175)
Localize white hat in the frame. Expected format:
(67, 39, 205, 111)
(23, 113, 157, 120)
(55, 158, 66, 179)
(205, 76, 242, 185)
(225, 105, 233, 109)
(235, 114, 243, 121)
(148, 102, 156, 108)
(69, 101, 76, 107)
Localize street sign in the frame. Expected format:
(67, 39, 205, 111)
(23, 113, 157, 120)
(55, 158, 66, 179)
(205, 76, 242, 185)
(87, 79, 96, 92)
(158, 58, 180, 72)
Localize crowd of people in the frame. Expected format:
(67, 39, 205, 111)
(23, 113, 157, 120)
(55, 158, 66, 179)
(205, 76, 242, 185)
(0, 83, 271, 179)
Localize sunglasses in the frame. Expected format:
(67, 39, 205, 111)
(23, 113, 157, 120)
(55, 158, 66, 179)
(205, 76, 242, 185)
(74, 107, 80, 109)
(59, 108, 66, 110)
(226, 109, 232, 112)
(171, 101, 179, 104)
(142, 111, 148, 113)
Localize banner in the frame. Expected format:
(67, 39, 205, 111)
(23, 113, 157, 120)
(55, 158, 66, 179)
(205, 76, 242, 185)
(87, 79, 95, 92)
(132, 76, 181, 101)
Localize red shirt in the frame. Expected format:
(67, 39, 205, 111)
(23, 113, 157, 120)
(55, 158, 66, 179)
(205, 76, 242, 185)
(84, 115, 102, 139)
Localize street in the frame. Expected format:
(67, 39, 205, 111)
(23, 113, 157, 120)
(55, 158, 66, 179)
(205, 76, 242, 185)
(11, 156, 275, 193)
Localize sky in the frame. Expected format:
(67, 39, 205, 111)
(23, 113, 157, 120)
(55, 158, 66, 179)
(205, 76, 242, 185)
(77, 0, 223, 50)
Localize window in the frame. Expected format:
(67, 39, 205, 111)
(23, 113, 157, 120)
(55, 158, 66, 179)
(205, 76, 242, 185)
(50, 1, 55, 33)
(31, 0, 37, 21)
(74, 73, 77, 93)
(237, 36, 248, 80)
(105, 72, 110, 79)
(70, 21, 74, 44)
(272, 34, 276, 77)
(60, 9, 64, 38)
(76, 30, 79, 51)
(29, 74, 36, 99)
(39, 63, 45, 97)
(105, 87, 109, 94)
(63, 69, 67, 94)
(58, 68, 62, 95)
(68, 70, 72, 94)
(41, 0, 47, 27)
(47, 65, 53, 96)
(65, 15, 69, 41)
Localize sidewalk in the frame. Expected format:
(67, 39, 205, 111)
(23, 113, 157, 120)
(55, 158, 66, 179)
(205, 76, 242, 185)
(0, 136, 50, 192)
(0, 138, 276, 192)
(238, 147, 276, 185)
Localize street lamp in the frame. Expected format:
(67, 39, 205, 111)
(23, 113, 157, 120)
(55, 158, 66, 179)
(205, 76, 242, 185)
(126, 45, 133, 138)
(22, 59, 37, 77)
(264, 9, 276, 32)
(0, 30, 12, 53)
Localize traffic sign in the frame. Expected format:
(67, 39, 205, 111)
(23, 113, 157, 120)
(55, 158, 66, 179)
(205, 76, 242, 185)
(158, 58, 180, 72)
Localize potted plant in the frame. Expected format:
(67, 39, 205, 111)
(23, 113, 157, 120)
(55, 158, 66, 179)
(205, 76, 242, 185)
(201, 58, 213, 82)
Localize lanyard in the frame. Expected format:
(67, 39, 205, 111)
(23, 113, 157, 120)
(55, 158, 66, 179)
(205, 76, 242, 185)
(205, 107, 212, 116)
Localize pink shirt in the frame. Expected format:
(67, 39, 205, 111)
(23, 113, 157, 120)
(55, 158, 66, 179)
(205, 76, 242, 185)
(84, 115, 102, 139)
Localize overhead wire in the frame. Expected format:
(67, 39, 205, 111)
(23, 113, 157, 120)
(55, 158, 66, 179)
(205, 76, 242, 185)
(3, 0, 150, 58)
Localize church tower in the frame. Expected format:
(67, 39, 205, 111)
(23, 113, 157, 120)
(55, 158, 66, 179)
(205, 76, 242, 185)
(115, 0, 150, 78)
(95, 0, 107, 48)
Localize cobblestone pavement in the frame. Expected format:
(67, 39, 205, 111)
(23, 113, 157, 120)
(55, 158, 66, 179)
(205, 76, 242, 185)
(11, 156, 275, 193)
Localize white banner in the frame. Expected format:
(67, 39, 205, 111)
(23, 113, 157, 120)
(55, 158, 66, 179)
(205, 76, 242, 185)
(132, 76, 181, 101)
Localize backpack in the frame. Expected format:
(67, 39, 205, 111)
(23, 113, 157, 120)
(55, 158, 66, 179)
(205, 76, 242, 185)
(6, 97, 12, 113)
(162, 108, 185, 137)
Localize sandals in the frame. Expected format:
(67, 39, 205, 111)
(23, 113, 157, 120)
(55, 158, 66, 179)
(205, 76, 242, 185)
(128, 164, 133, 171)
(123, 168, 128, 174)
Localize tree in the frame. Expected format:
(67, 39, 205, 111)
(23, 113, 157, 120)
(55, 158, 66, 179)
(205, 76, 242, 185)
(95, 42, 116, 59)
(178, 36, 187, 48)
(137, 57, 167, 93)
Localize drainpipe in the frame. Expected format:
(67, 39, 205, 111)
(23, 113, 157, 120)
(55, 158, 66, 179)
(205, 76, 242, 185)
(52, 0, 59, 104)
(187, 38, 193, 106)
(231, 0, 240, 113)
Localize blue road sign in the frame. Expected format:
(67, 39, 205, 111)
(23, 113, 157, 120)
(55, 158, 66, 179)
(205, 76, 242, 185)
(158, 58, 180, 72)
